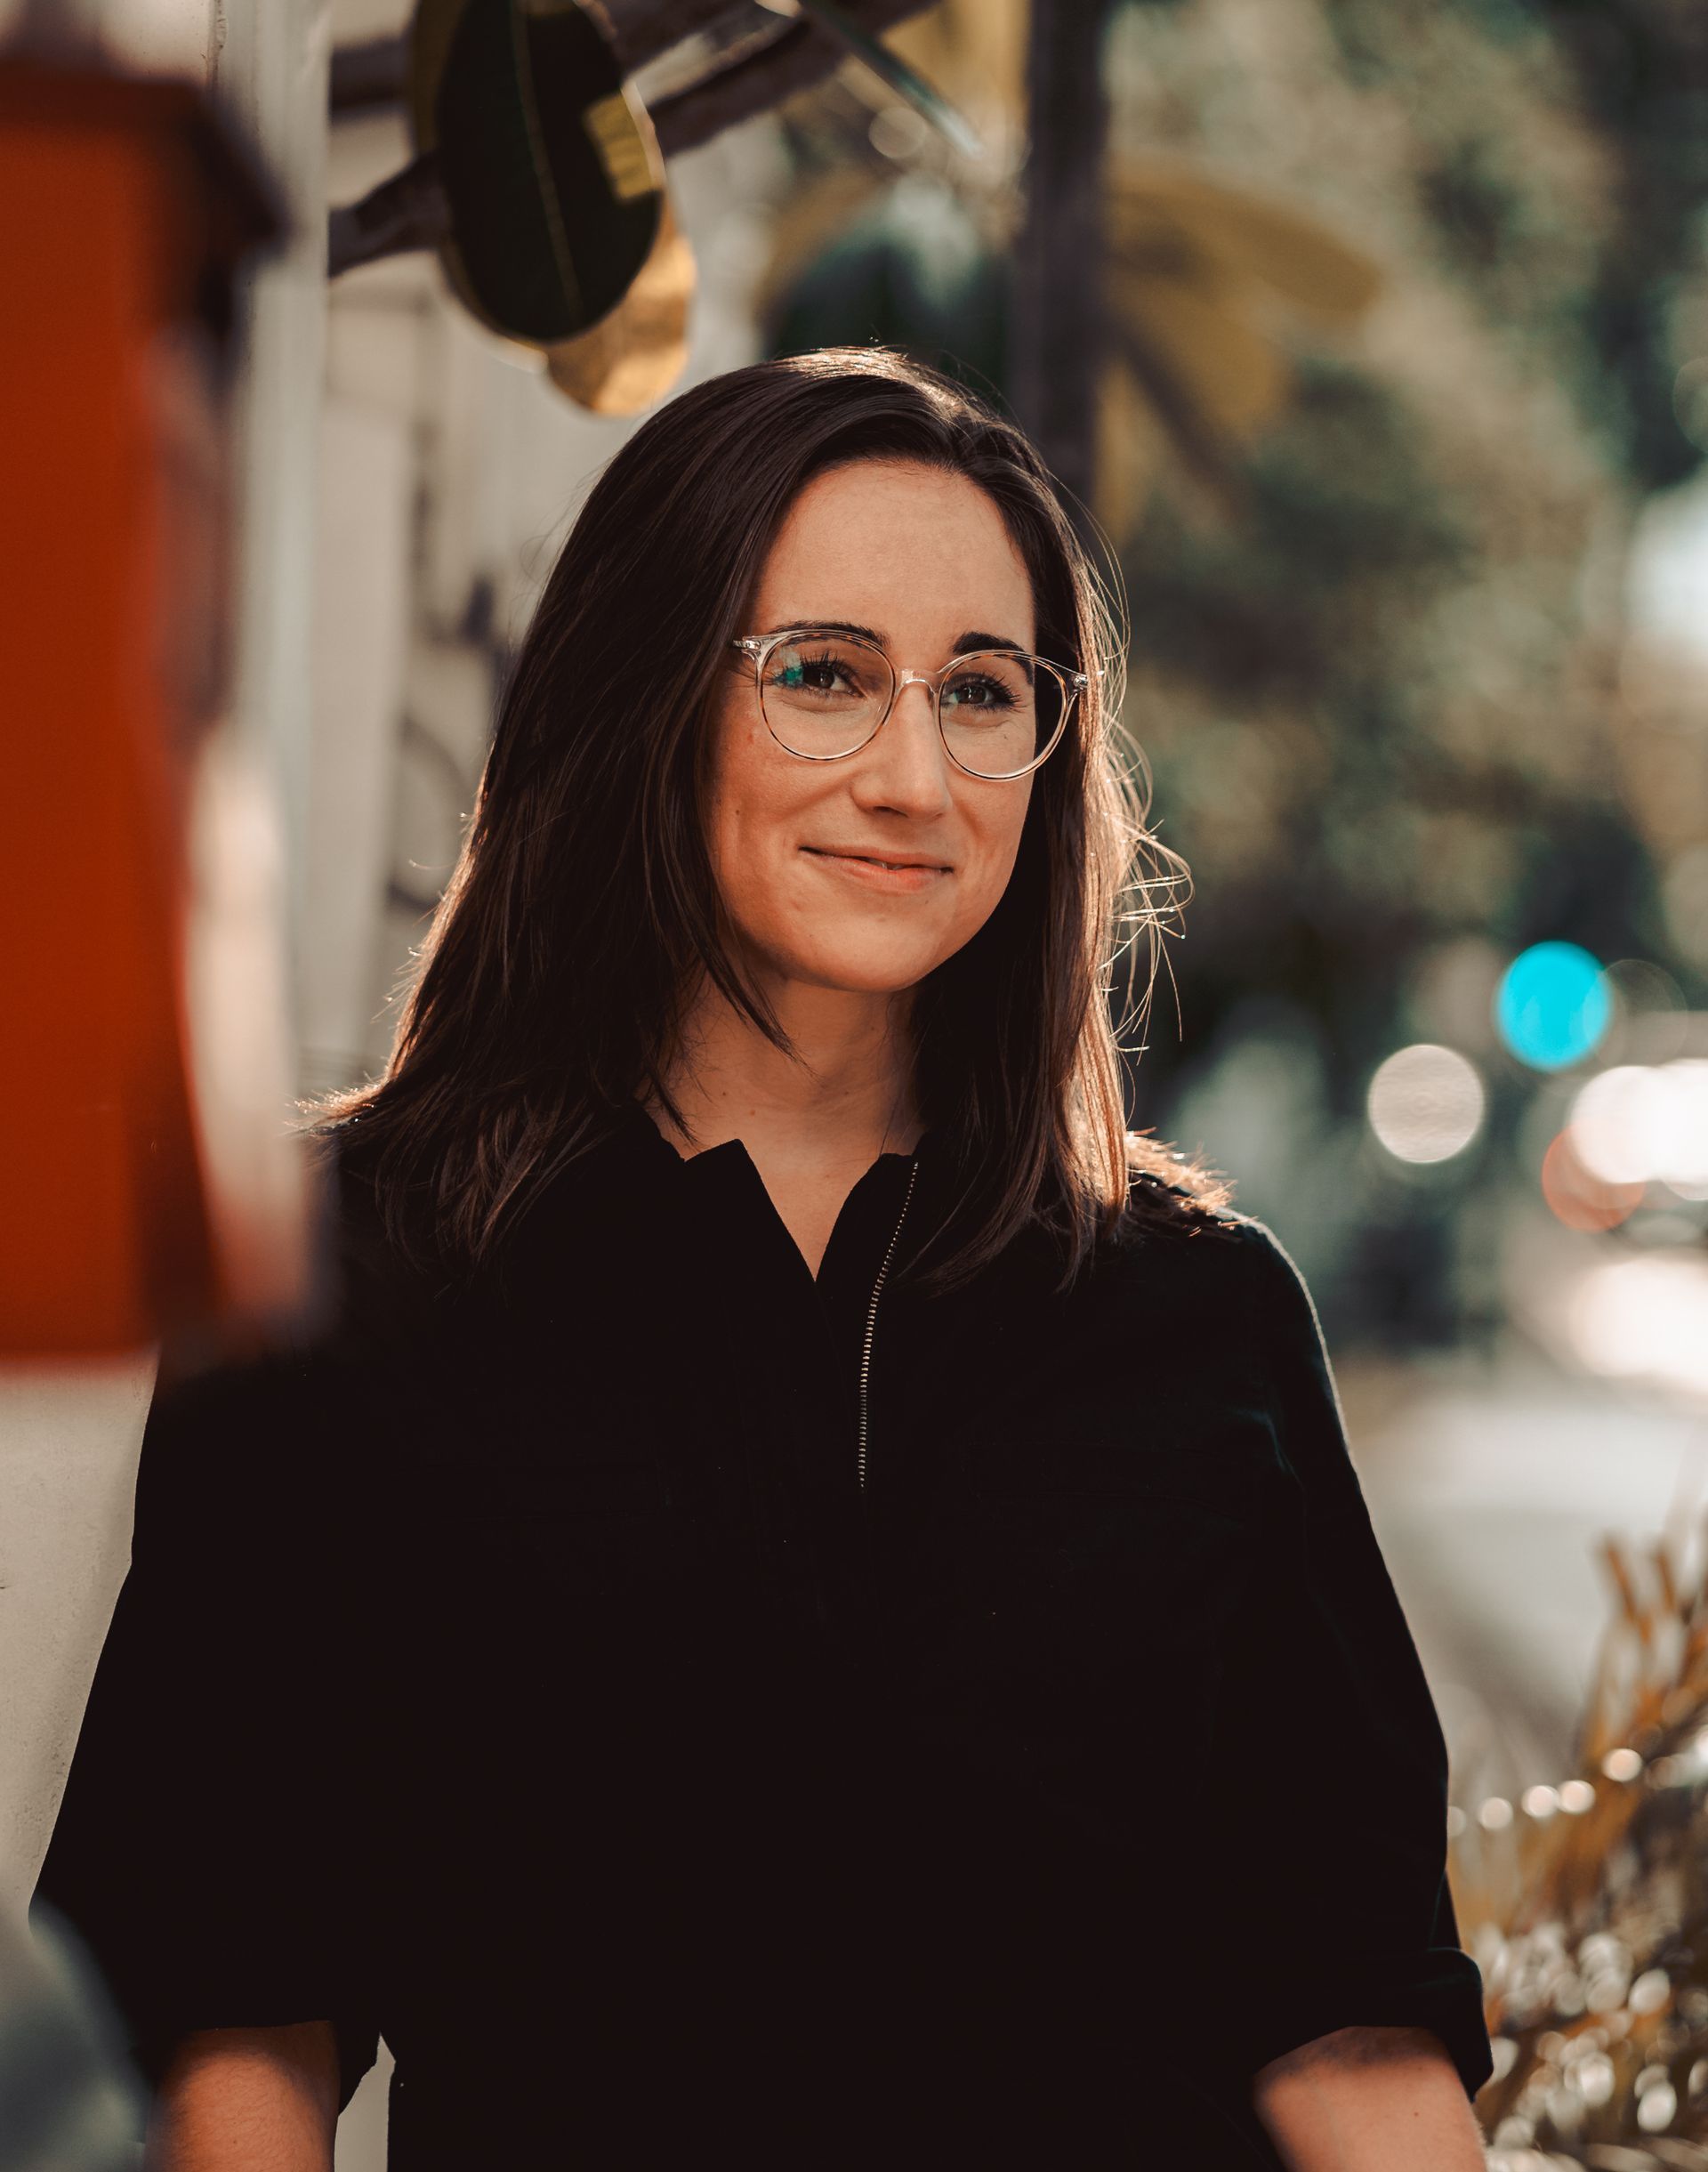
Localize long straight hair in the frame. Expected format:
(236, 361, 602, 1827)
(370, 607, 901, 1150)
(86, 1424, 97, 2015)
(300, 347, 1230, 1298)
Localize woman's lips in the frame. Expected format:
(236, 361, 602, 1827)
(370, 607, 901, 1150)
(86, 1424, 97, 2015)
(802, 847, 950, 893)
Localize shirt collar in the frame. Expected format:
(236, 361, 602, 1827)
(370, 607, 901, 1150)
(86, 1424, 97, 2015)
(612, 1100, 945, 1180)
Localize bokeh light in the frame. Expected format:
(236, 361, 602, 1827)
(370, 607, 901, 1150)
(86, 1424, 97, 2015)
(1571, 1061, 1708, 1193)
(1541, 1129, 1645, 1232)
(1604, 957, 1685, 1019)
(1495, 943, 1612, 1071)
(1366, 1043, 1486, 1164)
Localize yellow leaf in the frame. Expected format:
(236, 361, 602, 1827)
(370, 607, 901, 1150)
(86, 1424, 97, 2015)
(1111, 155, 1382, 324)
(1094, 360, 1164, 542)
(1110, 264, 1290, 443)
(544, 196, 696, 416)
(887, 0, 1027, 127)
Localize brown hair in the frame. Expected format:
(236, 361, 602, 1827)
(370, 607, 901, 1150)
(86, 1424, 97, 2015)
(300, 347, 1231, 1298)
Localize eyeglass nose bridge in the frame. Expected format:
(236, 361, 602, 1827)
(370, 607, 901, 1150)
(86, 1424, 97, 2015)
(890, 665, 944, 715)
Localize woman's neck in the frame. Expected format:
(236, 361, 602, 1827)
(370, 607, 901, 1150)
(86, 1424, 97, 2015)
(646, 977, 921, 1167)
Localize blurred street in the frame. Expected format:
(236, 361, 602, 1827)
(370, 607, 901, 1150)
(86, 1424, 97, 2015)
(1350, 1345, 1708, 1799)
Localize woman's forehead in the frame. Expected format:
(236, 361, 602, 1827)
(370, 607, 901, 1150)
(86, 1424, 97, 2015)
(753, 459, 1035, 643)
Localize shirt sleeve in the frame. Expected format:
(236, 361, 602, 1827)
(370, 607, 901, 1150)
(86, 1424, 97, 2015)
(1193, 1217, 1492, 2102)
(28, 1338, 380, 2113)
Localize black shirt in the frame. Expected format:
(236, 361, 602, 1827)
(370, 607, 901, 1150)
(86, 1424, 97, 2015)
(34, 1108, 1491, 2167)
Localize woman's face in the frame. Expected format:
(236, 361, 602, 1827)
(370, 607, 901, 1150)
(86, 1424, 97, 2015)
(704, 457, 1038, 999)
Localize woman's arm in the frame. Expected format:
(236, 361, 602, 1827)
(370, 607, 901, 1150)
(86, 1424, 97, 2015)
(1185, 1225, 1494, 2112)
(34, 1348, 383, 2139)
(142, 2022, 340, 2172)
(1253, 2024, 1486, 2171)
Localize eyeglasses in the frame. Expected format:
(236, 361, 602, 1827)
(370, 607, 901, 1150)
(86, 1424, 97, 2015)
(730, 626, 1087, 781)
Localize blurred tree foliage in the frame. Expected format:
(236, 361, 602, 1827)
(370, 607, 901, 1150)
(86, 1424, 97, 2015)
(1523, 0, 1708, 490)
(1101, 0, 1701, 1085)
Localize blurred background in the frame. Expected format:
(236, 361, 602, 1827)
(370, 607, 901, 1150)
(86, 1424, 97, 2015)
(3, 0, 1707, 2163)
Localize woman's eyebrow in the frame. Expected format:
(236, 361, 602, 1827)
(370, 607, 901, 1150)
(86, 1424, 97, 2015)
(759, 620, 1029, 656)
(760, 618, 887, 645)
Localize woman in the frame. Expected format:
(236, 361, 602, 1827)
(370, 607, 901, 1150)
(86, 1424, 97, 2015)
(36, 349, 1492, 2168)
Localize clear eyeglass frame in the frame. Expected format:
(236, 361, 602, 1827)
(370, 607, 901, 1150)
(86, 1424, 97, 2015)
(730, 626, 1090, 782)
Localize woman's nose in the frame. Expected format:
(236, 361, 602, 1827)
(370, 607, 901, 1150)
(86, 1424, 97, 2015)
(857, 676, 953, 812)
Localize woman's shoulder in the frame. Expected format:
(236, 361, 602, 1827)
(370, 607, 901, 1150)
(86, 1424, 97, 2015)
(1116, 1131, 1265, 1264)
(1119, 1127, 1237, 1225)
(141, 1126, 423, 1500)
(1100, 1167, 1324, 1351)
(1098, 1186, 1363, 1505)
(298, 1118, 467, 1327)
(136, 1324, 368, 1556)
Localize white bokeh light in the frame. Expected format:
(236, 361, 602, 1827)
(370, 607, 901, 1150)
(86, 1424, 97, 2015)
(1366, 1044, 1486, 1164)
(1572, 1059, 1708, 1191)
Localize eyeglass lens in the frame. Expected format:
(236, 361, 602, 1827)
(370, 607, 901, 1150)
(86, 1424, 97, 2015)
(757, 634, 1064, 778)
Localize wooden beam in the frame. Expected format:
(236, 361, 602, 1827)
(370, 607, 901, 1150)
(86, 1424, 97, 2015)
(1009, 0, 1118, 529)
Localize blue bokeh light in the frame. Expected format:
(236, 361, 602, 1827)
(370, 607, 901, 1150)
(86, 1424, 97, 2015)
(1494, 942, 1611, 1071)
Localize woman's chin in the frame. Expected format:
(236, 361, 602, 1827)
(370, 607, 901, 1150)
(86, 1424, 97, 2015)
(762, 934, 952, 997)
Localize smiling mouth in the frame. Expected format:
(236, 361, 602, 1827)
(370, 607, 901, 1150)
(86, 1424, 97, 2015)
(802, 848, 953, 873)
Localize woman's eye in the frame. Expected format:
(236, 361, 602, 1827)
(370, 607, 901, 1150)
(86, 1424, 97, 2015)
(944, 673, 1018, 713)
(770, 650, 864, 698)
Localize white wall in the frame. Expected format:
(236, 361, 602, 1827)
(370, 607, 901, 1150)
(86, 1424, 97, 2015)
(0, 1359, 155, 1909)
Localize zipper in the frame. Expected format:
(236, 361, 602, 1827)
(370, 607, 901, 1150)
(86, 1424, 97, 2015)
(856, 1156, 921, 1493)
